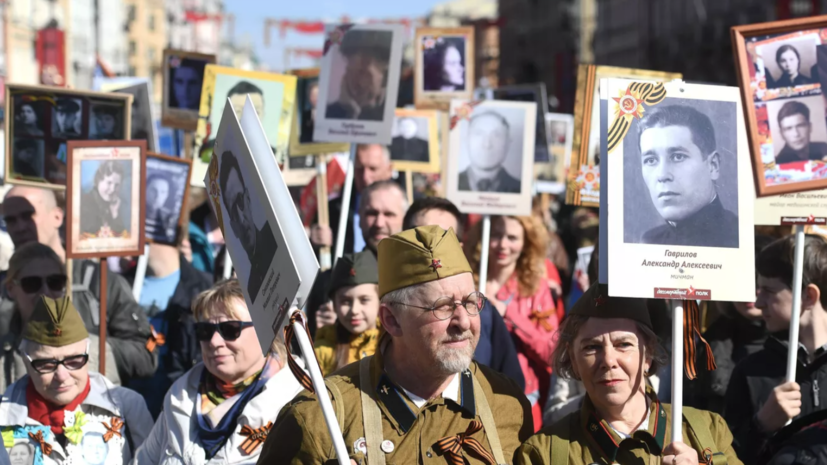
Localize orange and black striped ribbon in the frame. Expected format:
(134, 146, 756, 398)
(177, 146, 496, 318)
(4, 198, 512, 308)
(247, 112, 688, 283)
(682, 300, 717, 380)
(239, 422, 273, 455)
(102, 417, 124, 442)
(28, 430, 52, 455)
(434, 420, 497, 465)
(283, 311, 320, 393)
(529, 309, 556, 332)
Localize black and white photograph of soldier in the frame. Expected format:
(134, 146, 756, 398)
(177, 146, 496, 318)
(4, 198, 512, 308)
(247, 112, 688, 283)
(325, 29, 392, 121)
(761, 37, 818, 89)
(298, 77, 319, 143)
(12, 139, 45, 178)
(89, 104, 124, 140)
(623, 100, 740, 248)
(422, 36, 466, 92)
(766, 95, 827, 165)
(80, 160, 132, 237)
(390, 116, 430, 162)
(458, 109, 524, 193)
(14, 99, 45, 136)
(168, 56, 207, 111)
(52, 98, 83, 138)
(219, 149, 278, 302)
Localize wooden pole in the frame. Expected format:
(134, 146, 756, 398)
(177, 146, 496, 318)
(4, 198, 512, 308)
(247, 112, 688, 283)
(99, 259, 108, 376)
(316, 154, 331, 271)
(405, 170, 414, 205)
(671, 300, 683, 442)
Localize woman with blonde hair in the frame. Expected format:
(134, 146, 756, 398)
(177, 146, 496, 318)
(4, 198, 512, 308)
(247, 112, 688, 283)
(466, 215, 562, 431)
(0, 242, 118, 390)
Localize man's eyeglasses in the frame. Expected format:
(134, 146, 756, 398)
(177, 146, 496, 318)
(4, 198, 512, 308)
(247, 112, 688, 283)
(25, 342, 90, 374)
(195, 321, 254, 342)
(389, 291, 486, 321)
(15, 274, 67, 294)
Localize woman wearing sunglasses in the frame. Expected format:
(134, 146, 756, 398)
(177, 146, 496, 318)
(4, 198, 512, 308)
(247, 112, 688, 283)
(0, 243, 119, 391)
(134, 279, 303, 464)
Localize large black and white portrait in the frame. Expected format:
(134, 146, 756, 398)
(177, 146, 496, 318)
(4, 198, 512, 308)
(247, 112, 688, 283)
(423, 36, 466, 92)
(145, 155, 190, 245)
(168, 56, 207, 111)
(390, 115, 430, 163)
(623, 99, 739, 248)
(13, 98, 45, 136)
(458, 109, 525, 194)
(219, 149, 278, 303)
(766, 94, 827, 166)
(52, 98, 83, 138)
(759, 36, 819, 89)
(493, 84, 551, 163)
(88, 103, 125, 140)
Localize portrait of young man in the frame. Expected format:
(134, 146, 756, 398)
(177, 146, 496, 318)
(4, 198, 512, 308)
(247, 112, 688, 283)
(299, 78, 319, 143)
(90, 104, 123, 140)
(631, 104, 739, 248)
(52, 98, 82, 138)
(219, 149, 278, 303)
(169, 57, 206, 111)
(145, 173, 176, 243)
(325, 29, 392, 121)
(772, 99, 827, 165)
(458, 111, 522, 194)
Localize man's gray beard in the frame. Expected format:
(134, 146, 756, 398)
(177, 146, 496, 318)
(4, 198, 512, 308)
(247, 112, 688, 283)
(433, 340, 475, 375)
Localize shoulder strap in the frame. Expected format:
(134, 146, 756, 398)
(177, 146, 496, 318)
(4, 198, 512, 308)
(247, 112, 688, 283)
(550, 412, 572, 465)
(683, 409, 728, 465)
(471, 373, 507, 464)
(359, 357, 386, 465)
(321, 378, 346, 460)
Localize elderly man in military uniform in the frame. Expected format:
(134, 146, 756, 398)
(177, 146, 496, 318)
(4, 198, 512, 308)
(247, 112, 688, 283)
(260, 225, 533, 464)
(0, 297, 153, 464)
(326, 29, 392, 122)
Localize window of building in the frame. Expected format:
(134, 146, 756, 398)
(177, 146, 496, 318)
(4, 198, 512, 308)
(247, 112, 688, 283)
(148, 48, 156, 62)
(129, 41, 136, 56)
(149, 14, 155, 31)
(128, 5, 136, 22)
(128, 66, 137, 76)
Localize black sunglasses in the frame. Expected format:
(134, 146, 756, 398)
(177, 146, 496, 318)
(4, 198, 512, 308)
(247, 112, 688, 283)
(25, 353, 89, 374)
(16, 274, 67, 294)
(195, 321, 254, 342)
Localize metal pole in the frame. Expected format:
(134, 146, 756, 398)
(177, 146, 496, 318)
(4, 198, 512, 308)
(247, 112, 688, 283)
(222, 247, 233, 280)
(786, 225, 806, 384)
(290, 310, 349, 465)
(132, 244, 150, 301)
(671, 300, 683, 443)
(333, 145, 357, 267)
(478, 215, 491, 295)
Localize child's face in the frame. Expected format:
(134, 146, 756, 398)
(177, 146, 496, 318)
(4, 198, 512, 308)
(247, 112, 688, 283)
(756, 275, 794, 332)
(334, 283, 380, 334)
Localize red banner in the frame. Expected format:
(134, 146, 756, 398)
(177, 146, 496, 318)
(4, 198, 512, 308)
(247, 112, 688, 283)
(299, 158, 346, 227)
(289, 48, 323, 59)
(36, 28, 65, 87)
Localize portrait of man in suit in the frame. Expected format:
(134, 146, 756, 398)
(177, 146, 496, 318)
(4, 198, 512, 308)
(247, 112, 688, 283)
(390, 117, 429, 163)
(458, 111, 521, 193)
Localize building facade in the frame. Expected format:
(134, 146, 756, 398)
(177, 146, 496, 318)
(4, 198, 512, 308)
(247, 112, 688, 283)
(125, 0, 166, 103)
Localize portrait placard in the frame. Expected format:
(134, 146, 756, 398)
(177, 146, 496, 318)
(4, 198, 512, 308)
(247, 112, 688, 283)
(161, 49, 216, 130)
(567, 65, 681, 206)
(145, 153, 192, 245)
(754, 188, 827, 225)
(493, 83, 551, 164)
(97, 80, 159, 152)
(313, 24, 405, 145)
(5, 84, 132, 189)
(207, 97, 319, 353)
(389, 108, 440, 173)
(66, 140, 146, 259)
(288, 68, 350, 156)
(445, 99, 535, 216)
(414, 27, 475, 110)
(605, 78, 755, 302)
(535, 112, 574, 194)
(732, 17, 827, 196)
(193, 65, 297, 187)
(282, 153, 318, 186)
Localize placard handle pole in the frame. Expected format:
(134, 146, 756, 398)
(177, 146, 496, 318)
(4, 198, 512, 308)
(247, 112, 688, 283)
(290, 309, 349, 465)
(478, 215, 491, 295)
(786, 225, 806, 384)
(132, 244, 151, 302)
(405, 170, 414, 205)
(99, 259, 108, 376)
(334, 144, 357, 267)
(222, 247, 233, 280)
(671, 299, 683, 443)
(317, 154, 332, 271)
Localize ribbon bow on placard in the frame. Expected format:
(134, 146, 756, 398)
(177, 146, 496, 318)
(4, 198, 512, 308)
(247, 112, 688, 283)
(239, 422, 273, 455)
(103, 417, 124, 442)
(283, 312, 322, 393)
(683, 300, 717, 380)
(529, 309, 556, 332)
(28, 430, 53, 456)
(434, 421, 496, 465)
(449, 101, 483, 130)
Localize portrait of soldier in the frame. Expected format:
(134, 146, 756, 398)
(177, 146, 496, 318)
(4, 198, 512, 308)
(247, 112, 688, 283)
(773, 100, 827, 164)
(326, 29, 392, 121)
(636, 104, 739, 248)
(219, 150, 278, 302)
(458, 111, 521, 193)
(53, 98, 82, 138)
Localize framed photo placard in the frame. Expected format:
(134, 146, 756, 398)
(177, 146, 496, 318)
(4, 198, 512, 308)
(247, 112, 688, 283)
(389, 108, 440, 173)
(145, 152, 192, 245)
(414, 27, 475, 110)
(161, 49, 216, 130)
(288, 68, 350, 156)
(65, 140, 146, 259)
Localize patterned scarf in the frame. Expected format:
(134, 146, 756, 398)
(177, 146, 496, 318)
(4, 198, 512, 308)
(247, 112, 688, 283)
(26, 377, 91, 436)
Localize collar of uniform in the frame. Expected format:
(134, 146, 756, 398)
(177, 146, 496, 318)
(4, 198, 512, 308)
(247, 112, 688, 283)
(370, 349, 476, 435)
(580, 386, 666, 463)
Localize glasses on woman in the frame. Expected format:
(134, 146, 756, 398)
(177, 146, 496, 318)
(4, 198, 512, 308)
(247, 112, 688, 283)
(25, 342, 90, 374)
(389, 291, 486, 321)
(195, 320, 254, 342)
(15, 274, 67, 294)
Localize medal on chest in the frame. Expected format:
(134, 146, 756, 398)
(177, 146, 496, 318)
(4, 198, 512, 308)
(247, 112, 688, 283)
(62, 410, 125, 465)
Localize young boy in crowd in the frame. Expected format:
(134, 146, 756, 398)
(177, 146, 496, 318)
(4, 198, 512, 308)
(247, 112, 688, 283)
(724, 234, 827, 463)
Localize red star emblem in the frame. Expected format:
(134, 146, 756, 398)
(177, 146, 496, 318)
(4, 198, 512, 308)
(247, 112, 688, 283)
(430, 259, 442, 271)
(613, 87, 645, 119)
(809, 214, 816, 223)
(688, 286, 696, 296)
(349, 268, 356, 277)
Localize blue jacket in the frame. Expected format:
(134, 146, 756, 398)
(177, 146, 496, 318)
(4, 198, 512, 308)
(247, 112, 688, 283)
(475, 300, 525, 390)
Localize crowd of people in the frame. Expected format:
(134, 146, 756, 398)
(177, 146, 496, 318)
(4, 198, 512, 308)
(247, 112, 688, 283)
(0, 141, 824, 464)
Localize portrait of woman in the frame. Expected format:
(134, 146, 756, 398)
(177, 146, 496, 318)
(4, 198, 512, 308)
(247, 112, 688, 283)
(80, 160, 130, 237)
(8, 441, 34, 465)
(14, 100, 44, 136)
(769, 43, 816, 88)
(423, 36, 466, 92)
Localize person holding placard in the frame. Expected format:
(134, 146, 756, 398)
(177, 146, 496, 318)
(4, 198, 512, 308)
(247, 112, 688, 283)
(313, 251, 380, 376)
(515, 283, 742, 464)
(261, 226, 533, 464)
(723, 235, 827, 464)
